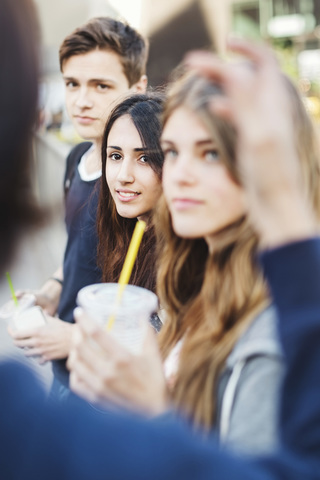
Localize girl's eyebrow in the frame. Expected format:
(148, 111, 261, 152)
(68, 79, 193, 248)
(107, 146, 147, 152)
(107, 146, 122, 150)
(196, 139, 216, 146)
(161, 139, 216, 146)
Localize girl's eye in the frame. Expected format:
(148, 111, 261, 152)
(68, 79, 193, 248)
(109, 153, 122, 161)
(205, 149, 219, 162)
(139, 155, 149, 164)
(163, 148, 178, 160)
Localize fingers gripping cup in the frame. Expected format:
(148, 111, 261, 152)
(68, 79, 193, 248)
(76, 283, 159, 354)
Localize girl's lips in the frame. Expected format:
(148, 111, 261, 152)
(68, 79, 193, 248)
(172, 198, 203, 211)
(116, 190, 140, 202)
(74, 116, 96, 125)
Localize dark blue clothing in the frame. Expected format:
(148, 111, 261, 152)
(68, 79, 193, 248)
(0, 237, 320, 479)
(260, 238, 320, 460)
(53, 142, 102, 387)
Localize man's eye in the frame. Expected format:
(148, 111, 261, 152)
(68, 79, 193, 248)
(66, 81, 77, 88)
(97, 84, 110, 91)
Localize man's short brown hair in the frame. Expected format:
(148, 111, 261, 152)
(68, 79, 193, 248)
(59, 17, 148, 86)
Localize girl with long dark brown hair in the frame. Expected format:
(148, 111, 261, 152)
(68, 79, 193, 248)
(97, 92, 164, 295)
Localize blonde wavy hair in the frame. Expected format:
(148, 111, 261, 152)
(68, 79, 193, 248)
(155, 72, 320, 430)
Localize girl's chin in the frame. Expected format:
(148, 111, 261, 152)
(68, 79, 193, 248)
(172, 226, 202, 239)
(116, 208, 140, 220)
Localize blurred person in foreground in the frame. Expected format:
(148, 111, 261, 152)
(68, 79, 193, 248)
(0, 0, 42, 270)
(0, 0, 320, 477)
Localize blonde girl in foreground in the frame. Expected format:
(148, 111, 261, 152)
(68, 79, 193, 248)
(69, 68, 320, 455)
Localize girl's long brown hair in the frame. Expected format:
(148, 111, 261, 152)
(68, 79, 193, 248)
(97, 93, 164, 291)
(156, 72, 320, 430)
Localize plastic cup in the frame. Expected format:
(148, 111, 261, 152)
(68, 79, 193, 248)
(10, 305, 47, 331)
(0, 293, 47, 332)
(0, 293, 36, 324)
(76, 283, 159, 354)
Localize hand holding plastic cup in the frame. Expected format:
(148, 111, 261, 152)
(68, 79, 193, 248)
(0, 293, 46, 331)
(0, 293, 35, 323)
(76, 283, 158, 354)
(1, 272, 46, 343)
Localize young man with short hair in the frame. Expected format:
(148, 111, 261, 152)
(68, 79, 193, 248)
(9, 17, 148, 390)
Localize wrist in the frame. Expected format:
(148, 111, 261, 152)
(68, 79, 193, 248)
(256, 198, 317, 248)
(49, 277, 63, 287)
(40, 277, 63, 301)
(149, 388, 171, 417)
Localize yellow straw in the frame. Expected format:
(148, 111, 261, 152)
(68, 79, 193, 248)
(5, 272, 18, 307)
(106, 220, 146, 330)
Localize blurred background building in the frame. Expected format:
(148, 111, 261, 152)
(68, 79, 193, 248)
(232, 0, 320, 121)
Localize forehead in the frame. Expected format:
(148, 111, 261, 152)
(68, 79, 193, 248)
(108, 115, 142, 144)
(162, 106, 213, 144)
(62, 49, 128, 84)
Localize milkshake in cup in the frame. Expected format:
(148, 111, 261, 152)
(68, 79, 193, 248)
(0, 293, 36, 324)
(0, 294, 46, 331)
(76, 283, 158, 354)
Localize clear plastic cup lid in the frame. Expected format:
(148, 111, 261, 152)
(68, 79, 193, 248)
(0, 293, 36, 321)
(77, 283, 158, 317)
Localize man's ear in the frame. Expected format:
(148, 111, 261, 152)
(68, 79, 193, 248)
(131, 74, 148, 93)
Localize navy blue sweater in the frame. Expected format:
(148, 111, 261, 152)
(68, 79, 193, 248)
(58, 142, 102, 325)
(53, 143, 102, 386)
(0, 238, 320, 479)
